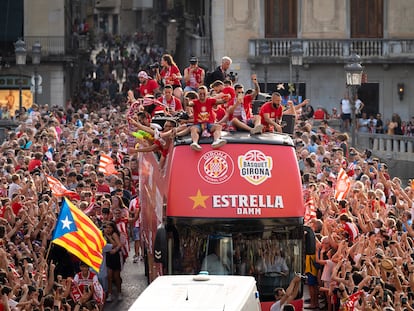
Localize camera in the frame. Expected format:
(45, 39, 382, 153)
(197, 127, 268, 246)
(149, 62, 160, 70)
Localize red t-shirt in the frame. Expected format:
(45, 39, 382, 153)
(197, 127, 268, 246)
(97, 183, 111, 194)
(192, 98, 218, 124)
(222, 86, 236, 105)
(259, 102, 283, 127)
(28, 159, 42, 172)
(138, 79, 159, 96)
(213, 106, 226, 123)
(160, 65, 181, 87)
(313, 108, 326, 120)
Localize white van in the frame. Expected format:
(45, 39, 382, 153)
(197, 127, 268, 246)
(129, 274, 262, 311)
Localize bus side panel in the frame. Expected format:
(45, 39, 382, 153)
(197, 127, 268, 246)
(168, 144, 304, 218)
(139, 153, 171, 281)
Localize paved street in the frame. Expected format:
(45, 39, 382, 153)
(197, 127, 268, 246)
(103, 257, 147, 310)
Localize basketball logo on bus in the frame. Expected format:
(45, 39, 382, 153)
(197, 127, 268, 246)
(238, 150, 272, 185)
(198, 150, 234, 184)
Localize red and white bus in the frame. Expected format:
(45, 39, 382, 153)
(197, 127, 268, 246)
(138, 129, 305, 310)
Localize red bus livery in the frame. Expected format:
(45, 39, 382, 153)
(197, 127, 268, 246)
(139, 130, 305, 310)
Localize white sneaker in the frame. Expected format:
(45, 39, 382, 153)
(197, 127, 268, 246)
(106, 293, 113, 302)
(211, 138, 226, 149)
(133, 256, 139, 263)
(190, 142, 202, 151)
(250, 124, 264, 135)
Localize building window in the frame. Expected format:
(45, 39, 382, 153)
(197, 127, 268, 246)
(351, 0, 383, 38)
(265, 0, 297, 38)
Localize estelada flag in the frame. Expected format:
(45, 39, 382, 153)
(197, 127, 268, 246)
(46, 174, 80, 200)
(98, 153, 118, 176)
(52, 198, 106, 272)
(335, 168, 351, 201)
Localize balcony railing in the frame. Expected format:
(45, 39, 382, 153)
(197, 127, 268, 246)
(22, 35, 90, 57)
(248, 39, 414, 63)
(358, 133, 414, 161)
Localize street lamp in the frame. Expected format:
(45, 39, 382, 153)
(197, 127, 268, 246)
(344, 51, 364, 147)
(289, 41, 303, 99)
(15, 38, 27, 116)
(32, 42, 42, 105)
(260, 41, 271, 94)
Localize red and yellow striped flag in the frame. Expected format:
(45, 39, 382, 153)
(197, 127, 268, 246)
(98, 154, 118, 176)
(46, 174, 80, 200)
(52, 198, 106, 272)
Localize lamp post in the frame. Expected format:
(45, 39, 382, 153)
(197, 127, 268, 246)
(344, 51, 363, 147)
(289, 42, 303, 99)
(261, 41, 271, 94)
(32, 42, 42, 105)
(15, 39, 27, 116)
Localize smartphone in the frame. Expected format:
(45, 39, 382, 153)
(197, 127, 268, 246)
(237, 93, 243, 100)
(375, 277, 381, 285)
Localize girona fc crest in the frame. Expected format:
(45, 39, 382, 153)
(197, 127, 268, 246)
(238, 150, 273, 185)
(198, 150, 234, 184)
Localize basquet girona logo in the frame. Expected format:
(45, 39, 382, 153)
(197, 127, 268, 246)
(198, 150, 234, 184)
(238, 150, 273, 185)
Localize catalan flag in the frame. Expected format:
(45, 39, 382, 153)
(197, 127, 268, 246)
(46, 174, 80, 200)
(98, 154, 118, 176)
(52, 198, 106, 272)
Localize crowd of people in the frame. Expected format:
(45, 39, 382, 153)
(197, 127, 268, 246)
(0, 39, 413, 311)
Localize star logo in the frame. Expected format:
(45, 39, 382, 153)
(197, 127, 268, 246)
(189, 189, 209, 209)
(61, 216, 73, 230)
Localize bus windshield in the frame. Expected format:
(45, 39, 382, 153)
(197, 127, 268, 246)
(167, 219, 303, 302)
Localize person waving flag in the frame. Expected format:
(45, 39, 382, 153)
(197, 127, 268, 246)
(52, 198, 106, 272)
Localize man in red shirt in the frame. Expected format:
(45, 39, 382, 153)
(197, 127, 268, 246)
(137, 71, 160, 97)
(259, 92, 285, 133)
(188, 86, 228, 151)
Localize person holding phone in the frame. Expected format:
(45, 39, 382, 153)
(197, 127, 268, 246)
(226, 76, 263, 134)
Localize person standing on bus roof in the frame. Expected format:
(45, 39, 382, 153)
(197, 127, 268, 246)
(270, 275, 301, 311)
(187, 85, 229, 151)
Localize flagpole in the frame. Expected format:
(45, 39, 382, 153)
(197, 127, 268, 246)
(45, 240, 53, 261)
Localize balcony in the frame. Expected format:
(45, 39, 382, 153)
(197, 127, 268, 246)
(22, 35, 90, 57)
(248, 39, 414, 64)
(95, 0, 118, 9)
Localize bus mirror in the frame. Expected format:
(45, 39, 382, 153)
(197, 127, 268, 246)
(154, 224, 167, 265)
(304, 226, 316, 254)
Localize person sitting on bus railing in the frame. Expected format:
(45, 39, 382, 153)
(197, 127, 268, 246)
(224, 76, 264, 135)
(128, 118, 178, 168)
(270, 274, 301, 311)
(187, 85, 229, 151)
(259, 92, 294, 133)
